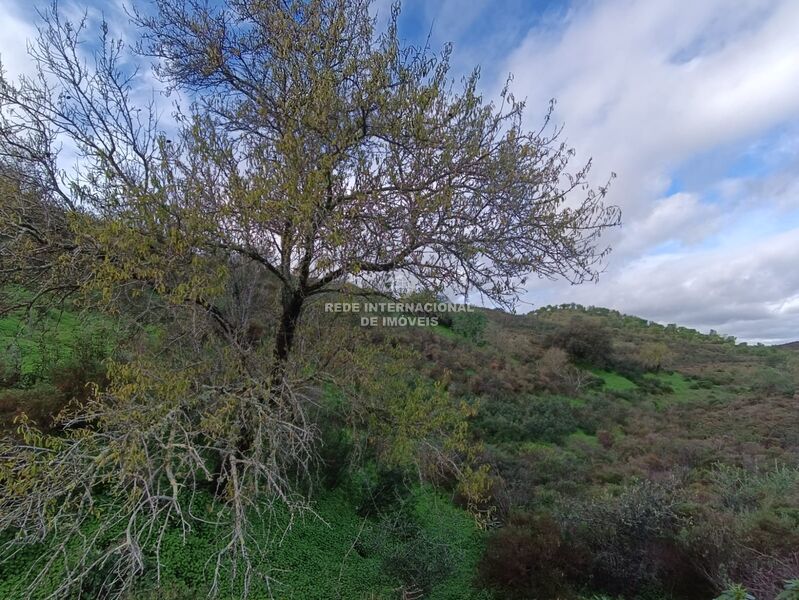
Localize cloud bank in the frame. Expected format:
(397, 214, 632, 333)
(492, 0, 799, 343)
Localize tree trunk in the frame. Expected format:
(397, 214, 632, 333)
(216, 288, 305, 495)
(273, 289, 304, 371)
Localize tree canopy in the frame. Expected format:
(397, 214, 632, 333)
(0, 0, 619, 596)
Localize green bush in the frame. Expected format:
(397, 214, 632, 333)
(450, 311, 487, 344)
(546, 317, 613, 368)
(559, 479, 709, 596)
(778, 579, 799, 600)
(715, 584, 756, 600)
(474, 395, 578, 444)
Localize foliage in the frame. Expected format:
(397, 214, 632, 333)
(0, 302, 113, 388)
(450, 311, 488, 345)
(474, 394, 579, 444)
(777, 580, 799, 600)
(588, 369, 637, 392)
(341, 342, 477, 473)
(639, 341, 673, 372)
(561, 479, 689, 593)
(715, 584, 756, 600)
(546, 317, 614, 368)
(478, 512, 586, 599)
(0, 483, 484, 600)
(0, 0, 621, 593)
(750, 367, 795, 396)
(537, 347, 598, 393)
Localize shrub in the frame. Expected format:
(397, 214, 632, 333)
(715, 584, 756, 600)
(639, 342, 674, 372)
(362, 512, 456, 594)
(750, 367, 795, 396)
(348, 465, 410, 516)
(0, 384, 65, 429)
(451, 311, 488, 345)
(478, 512, 587, 599)
(546, 317, 613, 368)
(537, 347, 599, 394)
(0, 346, 21, 388)
(47, 331, 108, 401)
(778, 579, 799, 600)
(560, 479, 709, 596)
(474, 395, 578, 444)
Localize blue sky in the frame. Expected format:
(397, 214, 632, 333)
(3, 0, 799, 343)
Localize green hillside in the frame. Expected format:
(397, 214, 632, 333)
(1, 300, 798, 599)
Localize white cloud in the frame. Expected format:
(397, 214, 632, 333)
(495, 0, 799, 342)
(615, 192, 723, 256)
(526, 226, 799, 343)
(0, 3, 36, 80)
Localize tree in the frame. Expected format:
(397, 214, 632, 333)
(2, 0, 619, 372)
(546, 317, 614, 367)
(536, 347, 594, 394)
(451, 311, 488, 344)
(639, 341, 672, 372)
(0, 0, 620, 596)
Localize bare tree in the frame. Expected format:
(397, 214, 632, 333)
(133, 0, 620, 370)
(0, 0, 620, 596)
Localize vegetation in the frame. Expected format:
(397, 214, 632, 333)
(0, 0, 796, 599)
(0, 0, 621, 595)
(1, 297, 797, 598)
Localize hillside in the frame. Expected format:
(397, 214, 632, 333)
(386, 304, 799, 598)
(1, 301, 798, 599)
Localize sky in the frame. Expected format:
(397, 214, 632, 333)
(2, 0, 799, 343)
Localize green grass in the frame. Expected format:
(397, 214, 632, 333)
(0, 305, 114, 384)
(590, 369, 637, 392)
(515, 440, 557, 453)
(647, 371, 693, 394)
(643, 371, 735, 407)
(0, 485, 488, 600)
(432, 324, 459, 340)
(566, 429, 600, 448)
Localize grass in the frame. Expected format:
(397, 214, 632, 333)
(590, 369, 637, 392)
(0, 485, 488, 600)
(432, 324, 459, 340)
(648, 371, 693, 394)
(566, 429, 600, 448)
(0, 305, 114, 384)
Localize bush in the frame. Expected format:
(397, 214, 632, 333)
(638, 342, 674, 372)
(537, 347, 599, 394)
(478, 512, 587, 599)
(546, 317, 613, 368)
(0, 346, 21, 388)
(358, 505, 458, 594)
(750, 367, 795, 396)
(560, 479, 710, 596)
(715, 584, 756, 600)
(47, 331, 107, 401)
(0, 384, 65, 429)
(451, 311, 487, 344)
(778, 579, 799, 600)
(490, 444, 587, 507)
(474, 395, 578, 444)
(347, 464, 410, 516)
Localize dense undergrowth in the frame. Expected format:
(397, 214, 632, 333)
(1, 299, 798, 599)
(0, 480, 487, 599)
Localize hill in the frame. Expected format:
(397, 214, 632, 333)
(1, 300, 798, 599)
(393, 303, 799, 598)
